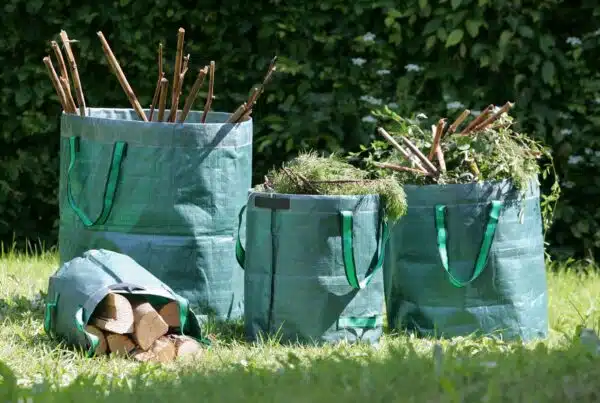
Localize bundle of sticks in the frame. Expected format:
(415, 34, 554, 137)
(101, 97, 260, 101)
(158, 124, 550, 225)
(84, 292, 204, 363)
(374, 101, 515, 179)
(43, 28, 277, 124)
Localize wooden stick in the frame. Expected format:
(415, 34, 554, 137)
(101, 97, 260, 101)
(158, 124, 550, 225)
(436, 146, 447, 173)
(131, 301, 169, 350)
(200, 61, 215, 123)
(50, 41, 69, 82)
(371, 161, 432, 176)
(85, 325, 108, 355)
(90, 293, 134, 334)
(157, 78, 169, 122)
(169, 28, 185, 122)
(428, 118, 447, 161)
(148, 43, 163, 122)
(171, 56, 191, 122)
(473, 101, 514, 131)
(399, 135, 439, 174)
(60, 77, 77, 113)
(43, 56, 69, 111)
(237, 56, 278, 122)
(97, 31, 148, 121)
(460, 104, 493, 134)
(59, 30, 86, 117)
(226, 102, 247, 124)
(376, 127, 429, 173)
(179, 66, 208, 123)
(446, 109, 471, 135)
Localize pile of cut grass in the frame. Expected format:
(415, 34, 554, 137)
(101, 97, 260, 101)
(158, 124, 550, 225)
(256, 152, 407, 221)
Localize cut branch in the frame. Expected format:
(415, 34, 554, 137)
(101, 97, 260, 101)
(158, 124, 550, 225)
(200, 60, 215, 123)
(59, 30, 86, 116)
(460, 104, 493, 135)
(376, 127, 430, 173)
(428, 118, 447, 161)
(473, 101, 514, 131)
(447, 109, 470, 135)
(149, 43, 163, 122)
(399, 135, 439, 175)
(97, 31, 148, 121)
(60, 77, 77, 113)
(226, 102, 248, 124)
(43, 56, 69, 111)
(157, 78, 169, 122)
(179, 66, 208, 123)
(169, 28, 185, 122)
(371, 161, 432, 176)
(50, 41, 69, 82)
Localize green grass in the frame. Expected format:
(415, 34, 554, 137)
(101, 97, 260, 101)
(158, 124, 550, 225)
(0, 250, 599, 402)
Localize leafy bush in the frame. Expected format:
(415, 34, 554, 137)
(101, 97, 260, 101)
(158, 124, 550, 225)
(0, 0, 599, 259)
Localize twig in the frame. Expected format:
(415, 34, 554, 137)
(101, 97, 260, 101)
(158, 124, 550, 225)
(237, 56, 278, 122)
(473, 101, 514, 131)
(59, 30, 86, 117)
(60, 77, 77, 113)
(43, 56, 68, 111)
(436, 146, 447, 173)
(460, 104, 493, 135)
(312, 179, 378, 184)
(169, 28, 185, 122)
(157, 78, 169, 122)
(169, 54, 191, 122)
(182, 54, 190, 74)
(149, 43, 163, 122)
(446, 109, 470, 135)
(97, 31, 148, 121)
(376, 127, 429, 173)
(179, 66, 209, 123)
(371, 161, 432, 176)
(226, 102, 247, 124)
(50, 41, 69, 82)
(428, 118, 447, 161)
(399, 135, 439, 175)
(200, 61, 215, 123)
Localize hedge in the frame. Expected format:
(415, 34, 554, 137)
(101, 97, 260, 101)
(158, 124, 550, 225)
(1, 0, 599, 260)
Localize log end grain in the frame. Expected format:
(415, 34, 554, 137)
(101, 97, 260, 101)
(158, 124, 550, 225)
(85, 325, 108, 355)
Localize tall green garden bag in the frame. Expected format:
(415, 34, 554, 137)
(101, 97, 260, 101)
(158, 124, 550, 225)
(44, 249, 204, 357)
(58, 108, 252, 321)
(383, 179, 549, 341)
(236, 191, 388, 345)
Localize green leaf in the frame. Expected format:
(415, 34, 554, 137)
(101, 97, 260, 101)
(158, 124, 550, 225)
(465, 20, 481, 38)
(451, 0, 462, 9)
(499, 30, 513, 48)
(445, 29, 464, 47)
(460, 43, 467, 58)
(518, 26, 534, 38)
(418, 0, 428, 9)
(426, 35, 437, 50)
(541, 60, 556, 84)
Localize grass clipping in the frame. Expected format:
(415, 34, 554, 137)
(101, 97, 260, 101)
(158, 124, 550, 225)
(255, 152, 407, 222)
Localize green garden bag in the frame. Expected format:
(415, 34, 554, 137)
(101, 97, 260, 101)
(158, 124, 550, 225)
(44, 249, 204, 357)
(236, 192, 388, 345)
(383, 179, 549, 341)
(58, 108, 252, 321)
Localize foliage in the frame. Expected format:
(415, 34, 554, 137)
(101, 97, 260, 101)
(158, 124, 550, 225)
(0, 0, 599, 259)
(257, 152, 407, 222)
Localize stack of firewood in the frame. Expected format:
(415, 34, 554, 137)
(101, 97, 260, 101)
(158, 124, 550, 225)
(84, 292, 203, 363)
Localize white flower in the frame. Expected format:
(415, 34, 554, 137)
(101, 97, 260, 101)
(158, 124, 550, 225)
(595, 98, 600, 104)
(359, 95, 383, 105)
(566, 37, 582, 46)
(404, 64, 422, 72)
(585, 148, 593, 155)
(568, 155, 584, 165)
(388, 102, 399, 108)
(560, 128, 573, 136)
(362, 115, 377, 123)
(362, 32, 376, 42)
(416, 113, 428, 119)
(446, 101, 465, 110)
(594, 29, 600, 36)
(563, 181, 576, 189)
(352, 57, 367, 66)
(376, 69, 391, 75)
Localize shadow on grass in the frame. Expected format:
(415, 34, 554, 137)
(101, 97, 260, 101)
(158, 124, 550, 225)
(2, 338, 599, 403)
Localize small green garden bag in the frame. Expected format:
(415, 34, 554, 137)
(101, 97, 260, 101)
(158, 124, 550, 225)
(44, 249, 204, 356)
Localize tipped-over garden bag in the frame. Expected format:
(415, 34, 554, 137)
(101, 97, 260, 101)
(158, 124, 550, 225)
(383, 179, 549, 341)
(236, 192, 388, 345)
(58, 108, 252, 321)
(44, 249, 204, 357)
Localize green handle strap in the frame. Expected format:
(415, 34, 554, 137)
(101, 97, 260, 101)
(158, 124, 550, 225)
(74, 307, 100, 357)
(340, 211, 389, 290)
(235, 205, 247, 269)
(67, 136, 127, 227)
(43, 293, 60, 337)
(435, 200, 503, 288)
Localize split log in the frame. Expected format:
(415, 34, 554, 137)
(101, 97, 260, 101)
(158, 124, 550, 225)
(149, 336, 176, 363)
(158, 301, 180, 328)
(131, 301, 169, 350)
(106, 334, 137, 356)
(168, 335, 202, 359)
(90, 292, 134, 334)
(85, 325, 108, 355)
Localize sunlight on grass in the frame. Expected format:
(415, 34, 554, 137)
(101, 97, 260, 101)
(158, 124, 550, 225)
(0, 251, 599, 402)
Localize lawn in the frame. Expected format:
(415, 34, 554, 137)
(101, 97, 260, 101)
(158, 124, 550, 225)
(0, 249, 599, 402)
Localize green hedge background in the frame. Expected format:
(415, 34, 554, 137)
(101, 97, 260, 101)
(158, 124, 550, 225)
(1, 0, 599, 260)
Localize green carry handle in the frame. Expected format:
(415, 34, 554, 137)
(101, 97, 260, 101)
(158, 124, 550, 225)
(235, 204, 388, 290)
(43, 293, 60, 338)
(435, 200, 503, 288)
(67, 136, 127, 227)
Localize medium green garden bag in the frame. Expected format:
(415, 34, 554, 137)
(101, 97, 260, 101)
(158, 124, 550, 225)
(236, 192, 388, 345)
(44, 249, 203, 357)
(383, 179, 549, 341)
(58, 108, 252, 321)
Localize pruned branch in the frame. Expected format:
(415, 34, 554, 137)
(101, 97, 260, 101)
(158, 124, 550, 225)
(43, 56, 69, 112)
(376, 127, 429, 173)
(149, 43, 163, 122)
(179, 66, 209, 123)
(59, 30, 86, 116)
(200, 60, 215, 123)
